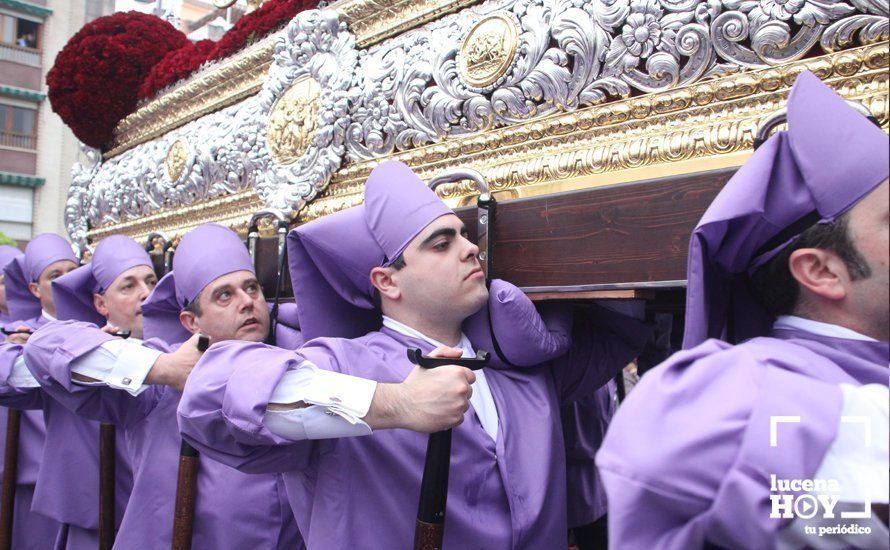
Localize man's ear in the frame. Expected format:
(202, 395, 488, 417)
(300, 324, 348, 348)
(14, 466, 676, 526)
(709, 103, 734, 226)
(93, 293, 109, 318)
(179, 310, 200, 335)
(28, 281, 41, 300)
(370, 266, 401, 302)
(788, 248, 847, 303)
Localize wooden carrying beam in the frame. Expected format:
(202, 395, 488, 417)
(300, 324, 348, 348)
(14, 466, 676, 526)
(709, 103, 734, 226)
(454, 168, 734, 297)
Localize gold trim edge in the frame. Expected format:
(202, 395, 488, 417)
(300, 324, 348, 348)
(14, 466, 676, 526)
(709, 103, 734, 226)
(89, 43, 888, 243)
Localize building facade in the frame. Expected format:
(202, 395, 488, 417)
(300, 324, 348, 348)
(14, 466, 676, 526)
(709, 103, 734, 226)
(0, 0, 118, 246)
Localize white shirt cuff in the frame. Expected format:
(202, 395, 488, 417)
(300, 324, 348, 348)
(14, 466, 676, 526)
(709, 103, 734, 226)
(9, 356, 40, 388)
(71, 339, 161, 396)
(264, 361, 377, 440)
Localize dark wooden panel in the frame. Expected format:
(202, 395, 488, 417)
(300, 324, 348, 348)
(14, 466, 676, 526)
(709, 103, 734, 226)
(456, 168, 735, 288)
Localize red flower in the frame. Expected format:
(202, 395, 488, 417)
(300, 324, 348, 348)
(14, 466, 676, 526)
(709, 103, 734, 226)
(208, 0, 315, 61)
(46, 11, 188, 149)
(138, 39, 216, 101)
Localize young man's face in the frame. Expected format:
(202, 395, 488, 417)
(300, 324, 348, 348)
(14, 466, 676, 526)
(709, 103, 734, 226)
(844, 178, 889, 340)
(393, 214, 489, 324)
(0, 272, 7, 313)
(180, 270, 270, 343)
(93, 265, 158, 339)
(29, 260, 78, 317)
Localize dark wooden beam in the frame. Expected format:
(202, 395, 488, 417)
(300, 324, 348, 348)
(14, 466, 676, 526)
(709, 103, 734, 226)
(456, 168, 734, 290)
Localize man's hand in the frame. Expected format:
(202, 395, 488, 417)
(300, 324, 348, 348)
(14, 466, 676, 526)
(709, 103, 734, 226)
(365, 345, 476, 433)
(6, 325, 32, 345)
(145, 333, 205, 391)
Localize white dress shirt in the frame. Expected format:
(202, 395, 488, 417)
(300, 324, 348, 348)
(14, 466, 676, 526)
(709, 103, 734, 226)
(774, 315, 878, 342)
(264, 315, 500, 442)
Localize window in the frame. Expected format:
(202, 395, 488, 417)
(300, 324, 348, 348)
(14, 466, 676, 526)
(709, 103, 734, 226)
(0, 15, 40, 49)
(0, 104, 37, 149)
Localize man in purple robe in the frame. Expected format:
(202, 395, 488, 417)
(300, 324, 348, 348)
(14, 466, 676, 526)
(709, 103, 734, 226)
(0, 243, 60, 550)
(597, 72, 889, 549)
(177, 160, 651, 549)
(0, 234, 104, 549)
(24, 227, 306, 549)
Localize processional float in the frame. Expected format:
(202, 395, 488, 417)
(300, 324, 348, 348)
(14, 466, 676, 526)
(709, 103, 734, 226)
(18, 0, 887, 548)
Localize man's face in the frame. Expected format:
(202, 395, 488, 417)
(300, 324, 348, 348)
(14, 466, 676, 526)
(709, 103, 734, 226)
(0, 272, 7, 313)
(181, 270, 270, 343)
(844, 179, 889, 340)
(29, 260, 78, 317)
(392, 214, 489, 324)
(93, 265, 157, 339)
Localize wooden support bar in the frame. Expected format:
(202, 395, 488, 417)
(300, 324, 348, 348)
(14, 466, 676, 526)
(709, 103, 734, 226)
(455, 168, 733, 289)
(524, 289, 656, 302)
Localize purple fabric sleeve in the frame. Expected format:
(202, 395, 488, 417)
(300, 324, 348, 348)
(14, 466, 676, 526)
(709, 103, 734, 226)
(552, 304, 651, 404)
(463, 279, 573, 369)
(23, 320, 166, 428)
(596, 341, 843, 548)
(178, 340, 316, 475)
(0, 341, 44, 409)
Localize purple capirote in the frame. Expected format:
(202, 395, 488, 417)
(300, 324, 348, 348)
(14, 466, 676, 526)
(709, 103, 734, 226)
(141, 224, 254, 345)
(683, 71, 889, 347)
(52, 235, 152, 326)
(3, 234, 77, 321)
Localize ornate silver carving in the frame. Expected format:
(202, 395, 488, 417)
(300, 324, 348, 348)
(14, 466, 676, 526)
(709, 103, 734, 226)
(253, 8, 357, 212)
(343, 0, 886, 161)
(65, 9, 356, 247)
(66, 0, 885, 244)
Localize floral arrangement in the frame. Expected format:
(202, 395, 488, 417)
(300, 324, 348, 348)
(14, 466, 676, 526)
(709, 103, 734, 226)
(46, 11, 189, 149)
(138, 39, 216, 101)
(138, 0, 315, 102)
(208, 0, 314, 61)
(48, 2, 317, 148)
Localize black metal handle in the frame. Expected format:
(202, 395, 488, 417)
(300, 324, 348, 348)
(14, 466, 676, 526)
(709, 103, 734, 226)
(408, 347, 490, 550)
(406, 348, 490, 370)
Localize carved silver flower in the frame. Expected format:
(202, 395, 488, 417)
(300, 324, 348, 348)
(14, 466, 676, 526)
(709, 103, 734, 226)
(726, 0, 855, 28)
(621, 5, 663, 60)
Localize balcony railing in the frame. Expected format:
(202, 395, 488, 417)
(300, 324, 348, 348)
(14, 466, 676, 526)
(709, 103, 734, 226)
(0, 42, 40, 67)
(0, 131, 36, 149)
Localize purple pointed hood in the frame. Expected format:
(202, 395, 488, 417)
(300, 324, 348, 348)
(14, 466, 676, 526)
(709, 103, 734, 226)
(0, 245, 21, 272)
(52, 235, 152, 326)
(683, 71, 889, 348)
(141, 224, 254, 345)
(288, 161, 451, 340)
(364, 160, 453, 265)
(0, 245, 24, 321)
(3, 234, 77, 321)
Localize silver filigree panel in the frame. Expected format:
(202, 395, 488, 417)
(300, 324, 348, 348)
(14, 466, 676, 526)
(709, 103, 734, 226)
(343, 0, 887, 161)
(67, 0, 886, 244)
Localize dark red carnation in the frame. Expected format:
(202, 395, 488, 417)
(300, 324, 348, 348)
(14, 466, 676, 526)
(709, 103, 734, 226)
(46, 11, 189, 149)
(208, 0, 315, 62)
(138, 39, 216, 101)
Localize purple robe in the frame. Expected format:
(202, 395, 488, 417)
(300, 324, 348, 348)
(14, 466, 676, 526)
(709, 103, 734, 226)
(596, 329, 888, 548)
(1, 315, 132, 549)
(178, 308, 648, 549)
(561, 380, 615, 528)
(0, 319, 59, 550)
(24, 319, 303, 550)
